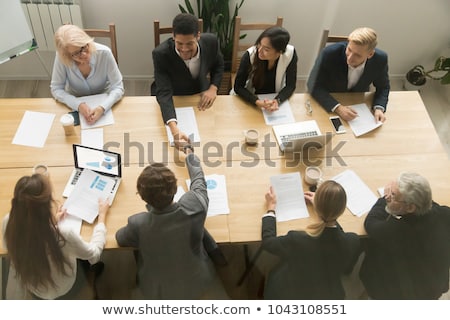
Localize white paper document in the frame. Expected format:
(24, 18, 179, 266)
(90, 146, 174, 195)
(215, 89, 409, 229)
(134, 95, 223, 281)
(331, 169, 378, 217)
(79, 93, 115, 129)
(63, 169, 115, 223)
(259, 93, 295, 125)
(186, 174, 230, 216)
(348, 103, 383, 137)
(165, 107, 201, 146)
(270, 172, 309, 222)
(81, 128, 104, 149)
(12, 111, 55, 148)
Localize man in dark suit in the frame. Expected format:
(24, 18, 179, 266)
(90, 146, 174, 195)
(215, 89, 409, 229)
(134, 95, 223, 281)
(360, 172, 450, 299)
(307, 27, 390, 122)
(151, 13, 224, 149)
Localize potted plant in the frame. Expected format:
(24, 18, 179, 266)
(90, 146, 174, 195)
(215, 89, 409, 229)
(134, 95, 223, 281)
(405, 56, 450, 86)
(178, 0, 245, 63)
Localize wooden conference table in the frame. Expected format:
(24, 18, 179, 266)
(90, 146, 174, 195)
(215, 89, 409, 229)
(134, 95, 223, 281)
(1, 91, 449, 253)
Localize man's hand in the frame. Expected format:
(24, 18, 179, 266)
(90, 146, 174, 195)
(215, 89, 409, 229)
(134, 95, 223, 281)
(374, 109, 386, 122)
(265, 186, 277, 212)
(198, 85, 218, 110)
(335, 105, 358, 121)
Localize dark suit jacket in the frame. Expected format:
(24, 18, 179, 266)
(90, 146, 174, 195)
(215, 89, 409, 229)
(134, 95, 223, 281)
(360, 198, 450, 299)
(307, 42, 390, 112)
(115, 154, 218, 299)
(261, 216, 361, 299)
(151, 33, 224, 123)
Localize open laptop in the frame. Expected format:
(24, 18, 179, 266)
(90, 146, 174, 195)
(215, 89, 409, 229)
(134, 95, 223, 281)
(63, 144, 122, 204)
(272, 120, 329, 153)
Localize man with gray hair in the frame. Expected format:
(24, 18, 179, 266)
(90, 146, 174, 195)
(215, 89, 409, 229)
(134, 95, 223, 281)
(360, 172, 450, 299)
(307, 27, 390, 122)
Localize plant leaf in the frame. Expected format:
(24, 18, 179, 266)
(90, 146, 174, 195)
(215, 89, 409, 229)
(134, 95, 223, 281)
(440, 72, 450, 85)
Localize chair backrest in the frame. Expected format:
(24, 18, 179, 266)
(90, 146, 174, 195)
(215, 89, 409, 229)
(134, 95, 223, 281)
(84, 23, 118, 64)
(231, 16, 283, 74)
(153, 19, 203, 48)
(317, 29, 348, 56)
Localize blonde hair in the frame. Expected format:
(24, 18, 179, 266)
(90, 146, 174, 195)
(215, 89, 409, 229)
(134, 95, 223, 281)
(306, 180, 347, 237)
(348, 27, 378, 51)
(54, 24, 95, 66)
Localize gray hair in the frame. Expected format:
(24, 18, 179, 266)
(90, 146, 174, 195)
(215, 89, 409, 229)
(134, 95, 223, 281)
(397, 172, 432, 215)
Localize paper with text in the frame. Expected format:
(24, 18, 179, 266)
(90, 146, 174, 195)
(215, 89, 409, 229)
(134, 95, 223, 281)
(79, 93, 115, 129)
(332, 169, 378, 217)
(12, 111, 55, 148)
(348, 103, 383, 137)
(259, 93, 295, 125)
(270, 172, 309, 221)
(187, 174, 230, 216)
(63, 169, 115, 223)
(166, 107, 201, 146)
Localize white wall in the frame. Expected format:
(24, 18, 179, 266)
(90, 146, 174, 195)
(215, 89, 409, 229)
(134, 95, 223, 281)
(0, 0, 449, 80)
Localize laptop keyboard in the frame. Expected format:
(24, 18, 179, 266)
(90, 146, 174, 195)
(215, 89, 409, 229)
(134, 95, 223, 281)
(280, 130, 318, 143)
(71, 169, 82, 185)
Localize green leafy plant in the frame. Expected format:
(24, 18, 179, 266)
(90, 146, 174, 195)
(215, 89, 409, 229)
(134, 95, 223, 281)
(406, 56, 450, 86)
(178, 0, 245, 61)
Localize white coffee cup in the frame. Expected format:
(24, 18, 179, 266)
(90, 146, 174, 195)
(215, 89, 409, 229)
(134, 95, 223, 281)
(60, 114, 75, 136)
(305, 166, 323, 185)
(244, 129, 259, 145)
(33, 164, 49, 176)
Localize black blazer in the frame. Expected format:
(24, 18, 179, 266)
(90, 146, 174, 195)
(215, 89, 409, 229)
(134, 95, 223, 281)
(151, 33, 224, 123)
(261, 216, 361, 299)
(360, 198, 450, 299)
(307, 42, 390, 112)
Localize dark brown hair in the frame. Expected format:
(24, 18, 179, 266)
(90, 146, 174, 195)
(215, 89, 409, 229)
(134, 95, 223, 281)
(137, 163, 178, 209)
(4, 174, 69, 290)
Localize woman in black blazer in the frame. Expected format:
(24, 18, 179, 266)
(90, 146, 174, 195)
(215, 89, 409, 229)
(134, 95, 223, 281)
(261, 180, 362, 299)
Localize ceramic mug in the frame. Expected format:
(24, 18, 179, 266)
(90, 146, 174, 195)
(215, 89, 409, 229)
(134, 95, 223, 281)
(305, 166, 323, 185)
(244, 129, 259, 146)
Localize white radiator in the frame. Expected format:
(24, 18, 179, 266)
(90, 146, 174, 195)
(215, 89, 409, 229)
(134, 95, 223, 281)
(20, 0, 83, 51)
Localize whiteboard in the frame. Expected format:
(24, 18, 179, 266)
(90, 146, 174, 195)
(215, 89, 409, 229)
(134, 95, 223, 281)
(0, 0, 36, 64)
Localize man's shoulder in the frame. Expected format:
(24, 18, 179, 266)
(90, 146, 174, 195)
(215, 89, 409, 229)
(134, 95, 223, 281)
(153, 38, 174, 55)
(322, 42, 347, 55)
(199, 33, 219, 44)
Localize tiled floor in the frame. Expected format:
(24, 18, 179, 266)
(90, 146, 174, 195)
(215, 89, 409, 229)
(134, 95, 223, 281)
(1, 79, 449, 300)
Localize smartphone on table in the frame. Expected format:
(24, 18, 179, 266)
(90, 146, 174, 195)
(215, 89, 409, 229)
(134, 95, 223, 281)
(329, 116, 346, 134)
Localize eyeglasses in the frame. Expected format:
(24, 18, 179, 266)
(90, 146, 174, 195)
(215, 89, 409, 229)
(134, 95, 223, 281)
(71, 45, 89, 58)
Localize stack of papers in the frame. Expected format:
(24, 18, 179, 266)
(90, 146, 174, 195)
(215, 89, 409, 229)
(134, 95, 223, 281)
(331, 169, 378, 217)
(63, 169, 115, 223)
(270, 172, 309, 221)
(165, 107, 201, 146)
(187, 174, 230, 216)
(348, 103, 383, 137)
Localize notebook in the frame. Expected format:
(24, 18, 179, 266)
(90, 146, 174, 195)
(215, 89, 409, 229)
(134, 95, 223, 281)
(272, 120, 329, 153)
(62, 144, 122, 204)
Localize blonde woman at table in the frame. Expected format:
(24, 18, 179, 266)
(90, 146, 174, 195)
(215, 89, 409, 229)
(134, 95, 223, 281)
(233, 26, 297, 112)
(2, 174, 110, 299)
(261, 180, 361, 299)
(51, 24, 124, 125)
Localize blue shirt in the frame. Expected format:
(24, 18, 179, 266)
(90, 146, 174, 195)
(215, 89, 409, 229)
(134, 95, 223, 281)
(50, 42, 124, 112)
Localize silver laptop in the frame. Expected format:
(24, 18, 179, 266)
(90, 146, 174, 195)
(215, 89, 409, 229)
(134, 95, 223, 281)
(272, 120, 329, 153)
(63, 144, 122, 204)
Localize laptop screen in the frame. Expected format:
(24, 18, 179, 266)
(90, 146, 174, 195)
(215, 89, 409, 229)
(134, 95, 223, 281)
(73, 144, 121, 177)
